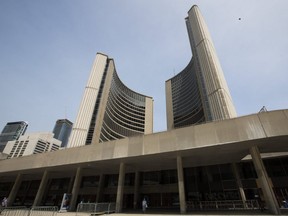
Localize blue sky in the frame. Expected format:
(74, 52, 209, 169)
(0, 0, 287, 133)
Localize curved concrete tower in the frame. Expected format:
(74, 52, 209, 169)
(166, 5, 237, 129)
(68, 53, 153, 148)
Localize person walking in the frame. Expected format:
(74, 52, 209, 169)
(2, 197, 7, 207)
(142, 198, 148, 213)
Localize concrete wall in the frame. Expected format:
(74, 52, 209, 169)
(0, 110, 288, 174)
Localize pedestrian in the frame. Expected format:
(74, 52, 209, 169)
(2, 197, 7, 207)
(142, 198, 148, 213)
(283, 200, 287, 208)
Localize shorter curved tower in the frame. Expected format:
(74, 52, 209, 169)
(166, 5, 237, 130)
(68, 53, 153, 148)
(166, 58, 206, 129)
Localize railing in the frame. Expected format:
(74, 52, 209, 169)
(76, 203, 116, 215)
(187, 200, 259, 210)
(0, 206, 30, 216)
(30, 206, 58, 216)
(0, 206, 58, 216)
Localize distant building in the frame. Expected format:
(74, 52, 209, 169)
(0, 121, 28, 152)
(53, 119, 73, 148)
(3, 132, 61, 159)
(68, 53, 153, 148)
(165, 5, 237, 129)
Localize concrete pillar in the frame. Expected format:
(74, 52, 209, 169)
(96, 174, 105, 203)
(250, 146, 281, 215)
(133, 171, 140, 209)
(67, 176, 75, 193)
(177, 156, 186, 214)
(231, 163, 247, 207)
(70, 167, 83, 211)
(7, 173, 23, 206)
(116, 162, 125, 213)
(33, 170, 49, 206)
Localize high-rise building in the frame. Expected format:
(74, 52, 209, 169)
(53, 119, 73, 148)
(165, 5, 237, 130)
(0, 5, 287, 215)
(3, 132, 61, 159)
(0, 121, 28, 152)
(68, 53, 153, 148)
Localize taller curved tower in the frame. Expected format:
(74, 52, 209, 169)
(166, 5, 237, 130)
(68, 53, 153, 148)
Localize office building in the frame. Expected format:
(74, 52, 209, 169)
(0, 5, 287, 216)
(68, 53, 153, 148)
(53, 119, 73, 148)
(3, 132, 61, 159)
(166, 5, 237, 130)
(0, 121, 28, 152)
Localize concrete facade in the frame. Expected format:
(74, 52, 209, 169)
(0, 5, 287, 216)
(0, 110, 287, 214)
(1, 110, 288, 174)
(166, 5, 236, 130)
(3, 132, 61, 158)
(68, 53, 153, 148)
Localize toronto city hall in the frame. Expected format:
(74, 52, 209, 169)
(0, 5, 288, 215)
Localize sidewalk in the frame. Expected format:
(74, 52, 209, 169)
(55, 210, 288, 216)
(55, 214, 273, 216)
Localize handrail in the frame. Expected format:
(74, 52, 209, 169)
(30, 206, 58, 216)
(186, 200, 259, 210)
(0, 206, 58, 216)
(76, 202, 116, 215)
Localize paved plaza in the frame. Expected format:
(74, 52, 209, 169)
(55, 210, 288, 216)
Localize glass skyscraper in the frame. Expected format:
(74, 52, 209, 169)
(0, 121, 28, 152)
(52, 119, 73, 148)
